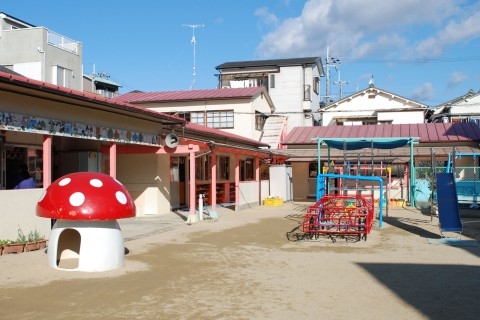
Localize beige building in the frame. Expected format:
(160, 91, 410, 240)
(115, 87, 285, 148)
(0, 69, 284, 240)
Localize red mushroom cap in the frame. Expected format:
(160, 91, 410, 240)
(36, 172, 136, 220)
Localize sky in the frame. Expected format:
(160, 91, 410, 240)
(2, 0, 480, 107)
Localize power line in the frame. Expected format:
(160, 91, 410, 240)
(342, 56, 480, 64)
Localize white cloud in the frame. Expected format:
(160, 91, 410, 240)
(415, 10, 480, 57)
(255, 0, 468, 59)
(447, 71, 467, 88)
(412, 82, 435, 101)
(255, 7, 279, 28)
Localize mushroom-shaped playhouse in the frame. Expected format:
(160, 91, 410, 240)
(36, 172, 136, 272)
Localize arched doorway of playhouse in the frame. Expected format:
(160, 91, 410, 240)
(56, 228, 81, 269)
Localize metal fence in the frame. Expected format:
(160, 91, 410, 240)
(414, 166, 480, 208)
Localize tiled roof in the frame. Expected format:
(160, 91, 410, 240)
(215, 57, 321, 70)
(282, 123, 480, 145)
(114, 87, 265, 104)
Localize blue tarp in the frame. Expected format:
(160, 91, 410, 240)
(322, 139, 410, 150)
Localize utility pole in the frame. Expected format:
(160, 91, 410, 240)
(333, 70, 348, 100)
(182, 24, 204, 90)
(325, 46, 340, 105)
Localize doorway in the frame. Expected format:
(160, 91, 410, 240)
(171, 156, 187, 209)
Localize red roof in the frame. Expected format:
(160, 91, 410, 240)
(282, 123, 480, 145)
(114, 87, 265, 103)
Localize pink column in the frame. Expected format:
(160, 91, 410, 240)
(109, 142, 117, 178)
(211, 151, 217, 211)
(235, 154, 240, 207)
(255, 156, 260, 204)
(189, 150, 196, 215)
(42, 135, 52, 187)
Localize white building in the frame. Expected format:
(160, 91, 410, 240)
(215, 57, 324, 132)
(319, 83, 428, 126)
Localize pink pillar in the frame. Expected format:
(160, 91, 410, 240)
(235, 154, 240, 207)
(211, 151, 217, 211)
(42, 135, 52, 187)
(189, 150, 196, 215)
(109, 142, 117, 178)
(255, 156, 260, 204)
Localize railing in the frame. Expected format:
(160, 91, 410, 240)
(47, 30, 79, 54)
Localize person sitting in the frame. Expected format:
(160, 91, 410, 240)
(14, 164, 35, 189)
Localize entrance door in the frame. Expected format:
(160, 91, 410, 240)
(170, 156, 187, 209)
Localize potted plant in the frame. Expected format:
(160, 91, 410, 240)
(0, 239, 8, 255)
(2, 230, 25, 254)
(23, 229, 47, 252)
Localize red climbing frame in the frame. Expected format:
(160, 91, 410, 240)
(302, 194, 374, 241)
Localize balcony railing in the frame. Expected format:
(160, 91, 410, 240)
(47, 30, 79, 54)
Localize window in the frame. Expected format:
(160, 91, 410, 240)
(191, 112, 205, 126)
(469, 117, 480, 126)
(217, 156, 230, 180)
(168, 112, 191, 121)
(313, 76, 319, 94)
(270, 74, 275, 88)
(208, 111, 234, 129)
(54, 66, 73, 88)
(4, 145, 42, 189)
(191, 110, 234, 129)
(240, 157, 255, 181)
(195, 154, 211, 181)
(255, 111, 266, 131)
(304, 85, 311, 101)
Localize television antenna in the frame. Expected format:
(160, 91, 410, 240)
(182, 24, 204, 90)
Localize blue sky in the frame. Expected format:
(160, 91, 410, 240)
(2, 0, 480, 107)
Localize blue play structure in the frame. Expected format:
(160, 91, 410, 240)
(435, 172, 463, 236)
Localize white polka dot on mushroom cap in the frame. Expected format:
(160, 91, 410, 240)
(90, 178, 103, 188)
(59, 177, 71, 186)
(116, 191, 127, 205)
(70, 191, 85, 207)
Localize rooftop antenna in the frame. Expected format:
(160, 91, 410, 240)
(182, 24, 204, 90)
(333, 70, 348, 100)
(368, 74, 375, 87)
(325, 45, 340, 105)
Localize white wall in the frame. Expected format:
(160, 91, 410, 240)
(377, 111, 425, 124)
(0, 189, 50, 240)
(322, 90, 426, 125)
(238, 181, 259, 210)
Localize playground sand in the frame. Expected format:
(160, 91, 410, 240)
(1, 202, 479, 319)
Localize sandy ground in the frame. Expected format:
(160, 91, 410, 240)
(1, 202, 479, 320)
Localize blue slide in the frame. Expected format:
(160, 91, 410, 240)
(436, 173, 463, 234)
